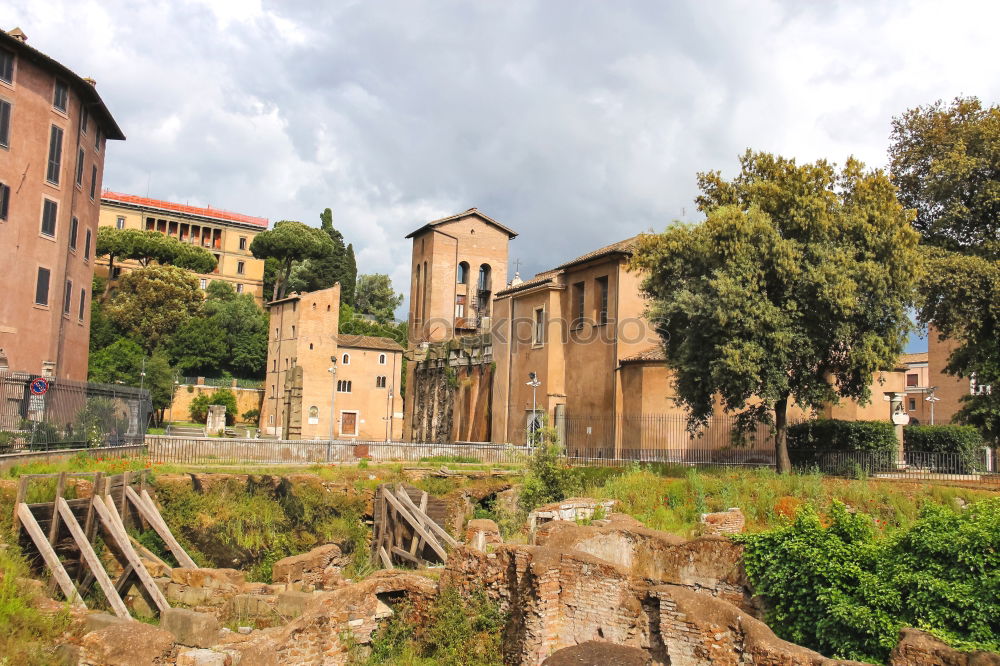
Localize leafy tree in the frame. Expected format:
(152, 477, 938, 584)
(104, 264, 202, 351)
(354, 273, 403, 322)
(166, 317, 228, 376)
(189, 388, 238, 425)
(889, 97, 1000, 259)
(633, 151, 920, 472)
(285, 208, 357, 303)
(338, 303, 407, 347)
(891, 98, 1000, 443)
(88, 338, 145, 384)
(250, 220, 334, 301)
(203, 280, 269, 377)
(96, 227, 217, 281)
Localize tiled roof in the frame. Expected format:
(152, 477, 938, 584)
(336, 335, 404, 352)
(554, 236, 642, 270)
(405, 208, 518, 239)
(621, 345, 666, 363)
(102, 191, 269, 228)
(494, 273, 557, 297)
(899, 352, 928, 365)
(1, 29, 125, 140)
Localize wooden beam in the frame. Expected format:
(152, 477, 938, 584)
(56, 497, 130, 619)
(408, 491, 428, 557)
(130, 488, 197, 568)
(115, 564, 137, 596)
(378, 545, 394, 569)
(16, 503, 85, 608)
(47, 472, 67, 546)
(119, 471, 131, 531)
(92, 496, 169, 613)
(381, 488, 447, 562)
(77, 472, 103, 583)
(13, 476, 27, 531)
(395, 486, 459, 548)
(390, 546, 421, 564)
(128, 534, 172, 572)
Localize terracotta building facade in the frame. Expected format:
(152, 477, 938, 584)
(98, 191, 268, 304)
(0, 28, 124, 380)
(260, 285, 403, 441)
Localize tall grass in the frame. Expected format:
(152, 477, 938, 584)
(583, 466, 996, 536)
(0, 543, 72, 665)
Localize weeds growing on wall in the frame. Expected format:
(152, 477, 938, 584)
(152, 476, 371, 582)
(737, 499, 1000, 662)
(358, 586, 505, 666)
(0, 542, 72, 665)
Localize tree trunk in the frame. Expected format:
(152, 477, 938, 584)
(102, 255, 116, 302)
(774, 394, 792, 474)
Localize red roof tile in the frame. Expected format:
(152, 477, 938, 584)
(102, 191, 269, 228)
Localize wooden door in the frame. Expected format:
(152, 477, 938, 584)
(341, 412, 358, 436)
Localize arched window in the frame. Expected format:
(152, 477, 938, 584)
(457, 261, 469, 284)
(342, 353, 350, 365)
(378, 353, 386, 365)
(376, 376, 387, 389)
(414, 264, 421, 320)
(337, 380, 353, 393)
(478, 264, 491, 291)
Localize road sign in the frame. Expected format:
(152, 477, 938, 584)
(29, 377, 49, 395)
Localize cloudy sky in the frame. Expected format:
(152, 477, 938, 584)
(7, 1, 999, 348)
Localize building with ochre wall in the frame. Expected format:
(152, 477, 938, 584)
(98, 191, 268, 304)
(260, 285, 403, 440)
(0, 28, 124, 380)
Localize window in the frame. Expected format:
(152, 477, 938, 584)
(455, 294, 466, 319)
(199, 278, 207, 289)
(237, 260, 245, 275)
(63, 279, 73, 315)
(78, 288, 86, 320)
(94, 127, 102, 151)
(534, 307, 545, 345)
(69, 217, 78, 250)
(236, 283, 244, 294)
(116, 215, 125, 230)
(35, 267, 50, 306)
(596, 276, 609, 325)
(908, 398, 916, 411)
(75, 148, 84, 186)
(906, 373, 918, 387)
(0, 182, 9, 221)
(0, 48, 12, 84)
(342, 353, 350, 365)
(573, 282, 585, 327)
(291, 325, 295, 337)
(239, 236, 247, 250)
(376, 376, 387, 389)
(46, 125, 63, 184)
(274, 327, 279, 340)
(83, 229, 91, 260)
(80, 107, 89, 135)
(53, 81, 68, 112)
(272, 359, 277, 372)
(337, 380, 353, 393)
(378, 353, 386, 365)
(41, 199, 57, 237)
(89, 165, 97, 199)
(457, 261, 469, 284)
(478, 264, 491, 291)
(0, 99, 10, 149)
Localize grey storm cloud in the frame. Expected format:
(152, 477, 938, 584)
(6, 0, 1000, 314)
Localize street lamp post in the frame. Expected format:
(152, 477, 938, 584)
(925, 387, 940, 425)
(327, 358, 337, 462)
(526, 372, 541, 447)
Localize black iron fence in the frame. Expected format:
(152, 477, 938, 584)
(792, 447, 999, 481)
(0, 371, 150, 453)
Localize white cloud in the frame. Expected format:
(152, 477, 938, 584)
(6, 0, 999, 327)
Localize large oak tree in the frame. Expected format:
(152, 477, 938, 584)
(633, 151, 920, 472)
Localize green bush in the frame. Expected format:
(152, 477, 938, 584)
(189, 388, 238, 425)
(518, 424, 581, 514)
(737, 498, 1000, 662)
(905, 424, 985, 473)
(788, 419, 899, 474)
(241, 408, 260, 424)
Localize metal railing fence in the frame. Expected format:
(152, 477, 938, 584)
(0, 371, 150, 454)
(792, 447, 999, 481)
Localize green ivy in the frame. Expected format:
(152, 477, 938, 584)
(736, 498, 1000, 662)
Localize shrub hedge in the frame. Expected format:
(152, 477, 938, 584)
(904, 424, 985, 473)
(787, 419, 898, 452)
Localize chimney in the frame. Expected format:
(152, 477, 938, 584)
(7, 27, 27, 42)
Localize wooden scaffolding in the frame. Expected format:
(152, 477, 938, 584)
(12, 469, 196, 619)
(371, 483, 458, 569)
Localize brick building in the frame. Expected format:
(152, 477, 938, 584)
(927, 327, 990, 426)
(0, 28, 124, 379)
(98, 191, 268, 304)
(260, 285, 403, 440)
